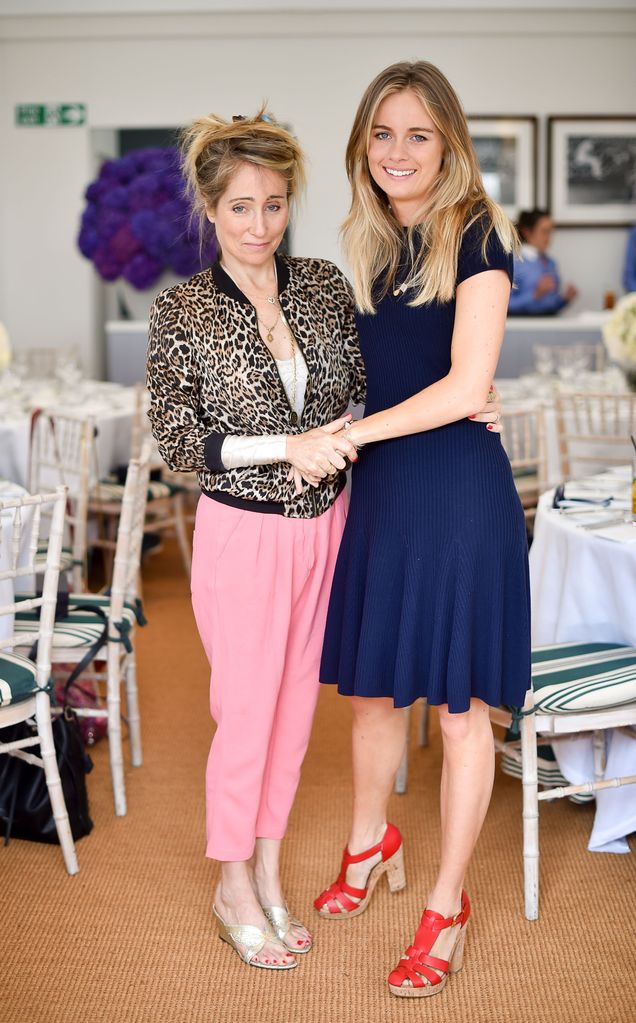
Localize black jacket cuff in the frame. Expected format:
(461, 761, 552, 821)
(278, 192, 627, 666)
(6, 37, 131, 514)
(204, 432, 229, 473)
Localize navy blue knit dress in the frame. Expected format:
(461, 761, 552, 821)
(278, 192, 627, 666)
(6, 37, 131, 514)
(320, 220, 531, 712)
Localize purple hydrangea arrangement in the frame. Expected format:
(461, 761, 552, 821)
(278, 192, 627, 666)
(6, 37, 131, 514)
(77, 147, 216, 289)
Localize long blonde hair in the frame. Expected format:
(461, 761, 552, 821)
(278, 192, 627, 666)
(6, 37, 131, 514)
(180, 107, 306, 249)
(342, 61, 517, 312)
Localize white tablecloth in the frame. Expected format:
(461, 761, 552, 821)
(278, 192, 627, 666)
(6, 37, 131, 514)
(529, 467, 636, 853)
(0, 381, 136, 488)
(0, 480, 34, 645)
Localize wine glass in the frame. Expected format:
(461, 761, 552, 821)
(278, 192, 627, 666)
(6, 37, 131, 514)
(54, 346, 83, 397)
(533, 344, 554, 379)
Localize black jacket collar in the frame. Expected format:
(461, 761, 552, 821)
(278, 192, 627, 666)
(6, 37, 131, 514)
(211, 252, 290, 306)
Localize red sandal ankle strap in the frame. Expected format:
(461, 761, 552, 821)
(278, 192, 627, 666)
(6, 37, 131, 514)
(416, 890, 471, 938)
(342, 822, 402, 866)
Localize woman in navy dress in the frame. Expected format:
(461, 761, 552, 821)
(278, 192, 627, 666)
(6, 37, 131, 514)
(315, 62, 531, 997)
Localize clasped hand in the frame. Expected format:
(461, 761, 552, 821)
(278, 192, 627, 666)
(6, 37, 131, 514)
(286, 415, 358, 495)
(285, 388, 502, 496)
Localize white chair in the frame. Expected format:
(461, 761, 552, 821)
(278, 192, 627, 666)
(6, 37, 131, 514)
(15, 443, 151, 816)
(555, 391, 636, 479)
(0, 485, 79, 874)
(91, 386, 192, 573)
(28, 410, 95, 592)
(396, 643, 636, 920)
(394, 700, 429, 795)
(500, 406, 548, 527)
(490, 641, 636, 920)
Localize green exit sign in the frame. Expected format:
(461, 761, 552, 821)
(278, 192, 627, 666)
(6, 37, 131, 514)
(15, 103, 87, 127)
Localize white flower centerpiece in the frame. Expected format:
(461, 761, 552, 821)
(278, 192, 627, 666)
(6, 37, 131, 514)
(603, 293, 636, 390)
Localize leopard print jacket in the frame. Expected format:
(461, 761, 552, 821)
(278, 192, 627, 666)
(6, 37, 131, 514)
(146, 254, 366, 518)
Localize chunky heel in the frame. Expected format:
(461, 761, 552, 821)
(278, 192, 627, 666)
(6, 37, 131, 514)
(314, 822, 404, 918)
(385, 843, 406, 893)
(449, 924, 466, 973)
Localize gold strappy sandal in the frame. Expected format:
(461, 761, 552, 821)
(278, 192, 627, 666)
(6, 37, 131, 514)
(212, 905, 298, 970)
(261, 905, 313, 954)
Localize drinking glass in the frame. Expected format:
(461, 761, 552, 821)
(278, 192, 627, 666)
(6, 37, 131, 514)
(54, 346, 83, 394)
(533, 344, 554, 378)
(556, 347, 576, 385)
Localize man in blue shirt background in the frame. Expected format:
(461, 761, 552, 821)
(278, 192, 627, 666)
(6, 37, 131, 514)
(508, 209, 578, 316)
(623, 224, 636, 294)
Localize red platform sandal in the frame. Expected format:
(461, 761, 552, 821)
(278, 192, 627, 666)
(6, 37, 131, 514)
(387, 889, 471, 997)
(313, 823, 405, 918)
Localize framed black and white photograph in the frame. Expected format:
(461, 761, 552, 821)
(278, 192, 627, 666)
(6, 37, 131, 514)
(548, 116, 636, 226)
(467, 116, 537, 220)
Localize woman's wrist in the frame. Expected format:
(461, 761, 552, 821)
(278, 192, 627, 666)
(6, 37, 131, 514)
(344, 420, 366, 448)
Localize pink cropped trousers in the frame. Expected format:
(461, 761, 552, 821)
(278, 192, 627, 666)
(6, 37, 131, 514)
(191, 492, 347, 861)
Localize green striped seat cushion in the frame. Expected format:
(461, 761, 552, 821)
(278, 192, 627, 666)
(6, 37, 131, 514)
(531, 642, 636, 714)
(34, 545, 74, 573)
(14, 593, 138, 650)
(500, 745, 594, 804)
(0, 652, 43, 706)
(93, 478, 184, 503)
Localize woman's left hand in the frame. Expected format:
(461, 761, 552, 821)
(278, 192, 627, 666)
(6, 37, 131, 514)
(468, 384, 502, 433)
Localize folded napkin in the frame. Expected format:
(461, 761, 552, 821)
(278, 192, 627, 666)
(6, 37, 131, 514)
(592, 522, 636, 543)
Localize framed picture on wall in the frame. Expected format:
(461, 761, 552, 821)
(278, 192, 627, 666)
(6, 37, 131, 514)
(467, 116, 537, 221)
(548, 116, 636, 226)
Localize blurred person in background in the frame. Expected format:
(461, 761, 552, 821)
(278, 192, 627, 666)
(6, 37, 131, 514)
(508, 208, 578, 315)
(623, 223, 636, 293)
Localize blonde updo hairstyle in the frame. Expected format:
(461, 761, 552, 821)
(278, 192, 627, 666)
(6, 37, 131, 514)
(181, 107, 306, 252)
(343, 61, 518, 312)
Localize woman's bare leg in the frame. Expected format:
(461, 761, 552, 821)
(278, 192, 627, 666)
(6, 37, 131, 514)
(344, 697, 408, 894)
(404, 698, 495, 981)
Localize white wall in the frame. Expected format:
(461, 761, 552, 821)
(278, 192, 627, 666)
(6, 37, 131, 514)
(0, 6, 635, 375)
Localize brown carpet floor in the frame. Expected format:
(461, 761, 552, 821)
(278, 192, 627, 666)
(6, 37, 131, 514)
(1, 537, 635, 1023)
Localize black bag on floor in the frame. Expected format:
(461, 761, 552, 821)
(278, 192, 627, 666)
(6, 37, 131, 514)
(0, 588, 108, 845)
(0, 707, 94, 845)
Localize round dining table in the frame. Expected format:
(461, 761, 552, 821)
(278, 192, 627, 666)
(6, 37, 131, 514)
(530, 466, 636, 854)
(0, 379, 136, 489)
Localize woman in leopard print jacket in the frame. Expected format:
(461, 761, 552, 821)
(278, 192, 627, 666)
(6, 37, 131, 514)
(147, 110, 363, 972)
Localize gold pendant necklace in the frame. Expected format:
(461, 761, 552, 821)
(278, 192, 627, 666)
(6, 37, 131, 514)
(258, 310, 281, 343)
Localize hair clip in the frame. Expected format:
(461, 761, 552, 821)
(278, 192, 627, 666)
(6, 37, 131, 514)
(232, 115, 246, 122)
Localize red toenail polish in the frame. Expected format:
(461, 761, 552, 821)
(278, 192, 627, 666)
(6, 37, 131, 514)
(297, 940, 304, 946)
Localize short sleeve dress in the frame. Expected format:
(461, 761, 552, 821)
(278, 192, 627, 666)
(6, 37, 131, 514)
(319, 217, 531, 712)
